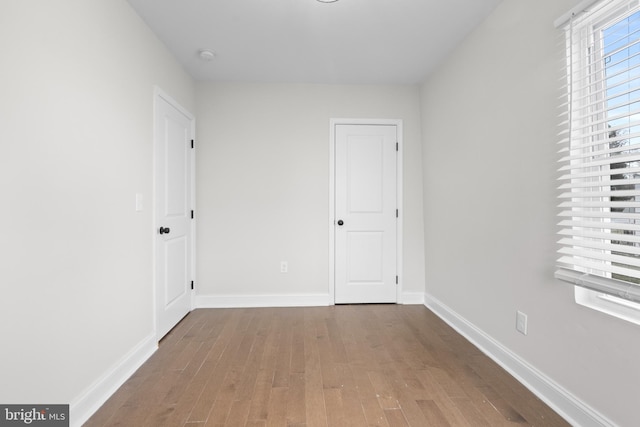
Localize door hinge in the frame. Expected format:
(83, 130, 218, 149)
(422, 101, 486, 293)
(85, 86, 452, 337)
(396, 276, 398, 285)
(191, 281, 194, 290)
(396, 142, 399, 151)
(191, 210, 194, 219)
(191, 139, 194, 149)
(396, 209, 399, 218)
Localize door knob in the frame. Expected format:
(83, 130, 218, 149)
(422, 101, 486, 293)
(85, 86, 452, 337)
(337, 220, 344, 226)
(159, 226, 170, 235)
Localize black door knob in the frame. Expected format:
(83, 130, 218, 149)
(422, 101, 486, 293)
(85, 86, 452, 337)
(159, 227, 170, 235)
(337, 220, 344, 226)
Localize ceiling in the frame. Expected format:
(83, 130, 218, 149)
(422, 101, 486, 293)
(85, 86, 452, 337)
(126, 0, 502, 85)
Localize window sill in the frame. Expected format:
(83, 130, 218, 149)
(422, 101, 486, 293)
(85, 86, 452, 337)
(575, 286, 640, 326)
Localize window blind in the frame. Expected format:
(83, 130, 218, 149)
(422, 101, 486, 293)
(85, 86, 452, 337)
(557, 0, 640, 302)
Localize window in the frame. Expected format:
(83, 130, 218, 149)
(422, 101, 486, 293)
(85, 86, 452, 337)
(557, 0, 640, 325)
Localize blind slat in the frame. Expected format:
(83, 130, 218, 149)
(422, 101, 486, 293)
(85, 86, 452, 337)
(559, 228, 640, 244)
(558, 177, 640, 189)
(559, 200, 640, 208)
(559, 219, 640, 232)
(558, 189, 640, 198)
(558, 210, 640, 221)
(558, 152, 640, 171)
(558, 254, 640, 277)
(558, 165, 640, 180)
(558, 237, 640, 256)
(559, 140, 640, 163)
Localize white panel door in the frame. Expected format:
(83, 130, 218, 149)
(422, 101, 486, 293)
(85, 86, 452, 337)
(335, 124, 397, 303)
(154, 91, 193, 339)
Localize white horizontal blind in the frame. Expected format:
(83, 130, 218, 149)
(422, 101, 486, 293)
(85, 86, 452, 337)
(557, 0, 640, 300)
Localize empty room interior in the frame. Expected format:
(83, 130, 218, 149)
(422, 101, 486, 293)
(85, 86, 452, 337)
(1, 0, 639, 426)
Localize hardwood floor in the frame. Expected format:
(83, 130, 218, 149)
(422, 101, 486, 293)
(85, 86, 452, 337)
(84, 305, 569, 426)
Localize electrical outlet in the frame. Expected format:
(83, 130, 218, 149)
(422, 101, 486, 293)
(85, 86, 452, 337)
(280, 261, 288, 273)
(516, 310, 528, 335)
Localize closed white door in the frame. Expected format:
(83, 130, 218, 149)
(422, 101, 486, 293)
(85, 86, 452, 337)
(154, 90, 193, 339)
(334, 124, 397, 303)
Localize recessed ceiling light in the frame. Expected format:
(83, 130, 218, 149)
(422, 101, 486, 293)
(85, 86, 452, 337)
(198, 49, 216, 61)
(316, 0, 339, 3)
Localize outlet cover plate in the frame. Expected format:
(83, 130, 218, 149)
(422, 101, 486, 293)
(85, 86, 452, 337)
(516, 310, 528, 335)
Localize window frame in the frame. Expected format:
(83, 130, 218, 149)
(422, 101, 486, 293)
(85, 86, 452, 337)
(561, 0, 640, 325)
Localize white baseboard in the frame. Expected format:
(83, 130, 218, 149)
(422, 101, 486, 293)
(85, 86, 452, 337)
(400, 292, 425, 305)
(195, 293, 332, 308)
(196, 292, 425, 308)
(424, 293, 615, 427)
(70, 334, 157, 427)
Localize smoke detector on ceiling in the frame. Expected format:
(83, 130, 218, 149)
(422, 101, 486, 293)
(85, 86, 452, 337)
(198, 49, 216, 61)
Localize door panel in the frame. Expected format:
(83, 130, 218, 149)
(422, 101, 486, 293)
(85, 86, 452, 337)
(165, 236, 188, 305)
(155, 91, 193, 339)
(335, 124, 397, 304)
(165, 117, 188, 215)
(348, 136, 384, 213)
(347, 231, 384, 282)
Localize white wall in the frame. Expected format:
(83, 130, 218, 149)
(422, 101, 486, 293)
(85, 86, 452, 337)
(195, 83, 425, 304)
(0, 0, 194, 423)
(420, 0, 640, 425)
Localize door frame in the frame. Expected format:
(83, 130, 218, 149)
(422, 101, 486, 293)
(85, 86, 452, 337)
(328, 118, 403, 304)
(152, 86, 196, 340)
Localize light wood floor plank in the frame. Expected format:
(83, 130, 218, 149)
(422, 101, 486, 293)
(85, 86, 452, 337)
(265, 387, 287, 427)
(383, 408, 410, 427)
(322, 388, 343, 427)
(187, 311, 251, 423)
(302, 311, 328, 427)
